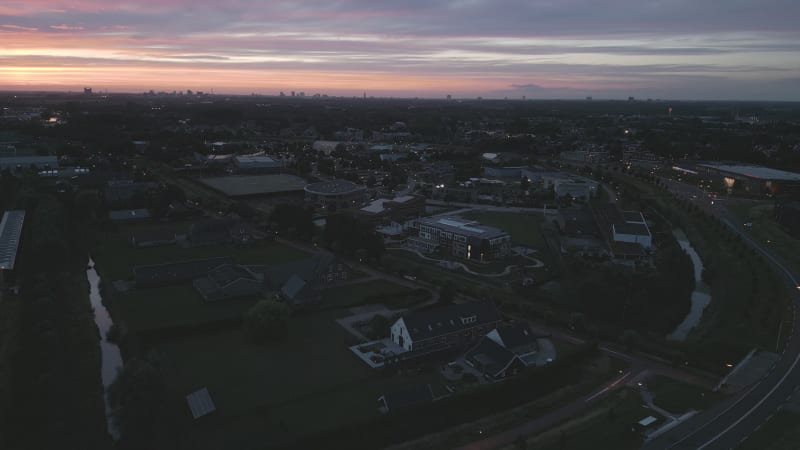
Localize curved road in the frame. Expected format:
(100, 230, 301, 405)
(642, 179, 800, 450)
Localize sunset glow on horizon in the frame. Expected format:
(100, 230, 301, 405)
(1, 0, 799, 100)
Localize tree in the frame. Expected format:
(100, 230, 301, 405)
(108, 354, 167, 449)
(243, 299, 291, 343)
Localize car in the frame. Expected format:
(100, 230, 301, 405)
(744, 222, 753, 228)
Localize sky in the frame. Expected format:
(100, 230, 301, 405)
(0, 0, 799, 100)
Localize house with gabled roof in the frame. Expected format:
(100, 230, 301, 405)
(464, 322, 542, 380)
(264, 251, 351, 305)
(193, 264, 264, 302)
(389, 301, 502, 352)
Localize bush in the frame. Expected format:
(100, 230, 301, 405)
(243, 299, 291, 343)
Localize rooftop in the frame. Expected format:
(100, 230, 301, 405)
(305, 179, 366, 195)
(360, 195, 417, 213)
(402, 300, 501, 341)
(613, 222, 650, 236)
(698, 163, 800, 181)
(201, 174, 307, 197)
(415, 216, 508, 239)
(0, 210, 25, 270)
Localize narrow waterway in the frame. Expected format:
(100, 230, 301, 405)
(87, 258, 122, 439)
(667, 230, 712, 341)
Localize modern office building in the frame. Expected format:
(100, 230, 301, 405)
(406, 216, 511, 261)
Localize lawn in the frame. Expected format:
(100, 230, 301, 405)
(512, 388, 649, 450)
(461, 211, 546, 248)
(92, 228, 308, 281)
(156, 309, 443, 449)
(645, 375, 720, 414)
(114, 285, 260, 333)
(320, 279, 425, 309)
(729, 200, 800, 276)
(738, 410, 800, 450)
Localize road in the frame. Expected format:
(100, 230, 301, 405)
(425, 199, 559, 215)
(638, 178, 800, 450)
(450, 317, 719, 450)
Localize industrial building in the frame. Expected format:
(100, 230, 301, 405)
(697, 163, 800, 196)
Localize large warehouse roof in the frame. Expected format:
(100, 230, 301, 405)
(698, 163, 800, 181)
(0, 210, 25, 270)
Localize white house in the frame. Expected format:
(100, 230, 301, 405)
(389, 301, 502, 352)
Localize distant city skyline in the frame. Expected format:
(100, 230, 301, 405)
(1, 0, 799, 101)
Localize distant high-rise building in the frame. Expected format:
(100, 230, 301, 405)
(522, 96, 526, 101)
(446, 94, 452, 100)
(280, 91, 285, 97)
(586, 96, 592, 100)
(291, 91, 295, 97)
(83, 87, 92, 94)
(363, 92, 366, 99)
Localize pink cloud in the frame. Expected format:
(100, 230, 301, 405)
(50, 24, 84, 30)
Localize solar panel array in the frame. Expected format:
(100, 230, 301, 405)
(186, 387, 216, 419)
(0, 210, 25, 270)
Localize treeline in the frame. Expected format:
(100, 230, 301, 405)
(0, 186, 109, 449)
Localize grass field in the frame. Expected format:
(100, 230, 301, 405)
(645, 375, 720, 415)
(320, 279, 423, 309)
(157, 309, 444, 449)
(738, 410, 800, 450)
(461, 211, 546, 248)
(510, 388, 649, 450)
(114, 285, 260, 332)
(729, 201, 800, 276)
(92, 228, 308, 281)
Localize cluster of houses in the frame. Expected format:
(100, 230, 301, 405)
(373, 300, 552, 412)
(130, 245, 352, 306)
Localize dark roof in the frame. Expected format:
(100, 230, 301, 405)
(264, 251, 338, 288)
(402, 301, 501, 341)
(0, 210, 25, 270)
(623, 211, 645, 223)
(613, 222, 650, 236)
(305, 180, 366, 195)
(134, 257, 235, 288)
(380, 384, 433, 411)
(465, 337, 517, 377)
(493, 323, 539, 352)
(208, 264, 257, 287)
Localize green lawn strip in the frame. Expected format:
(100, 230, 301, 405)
(319, 279, 422, 309)
(645, 375, 720, 415)
(738, 410, 800, 450)
(93, 235, 308, 281)
(114, 284, 258, 332)
(515, 388, 648, 450)
(461, 211, 546, 248)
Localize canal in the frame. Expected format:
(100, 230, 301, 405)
(87, 258, 122, 439)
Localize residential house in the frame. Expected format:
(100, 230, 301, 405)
(390, 301, 502, 352)
(193, 264, 263, 302)
(464, 323, 541, 380)
(264, 251, 351, 305)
